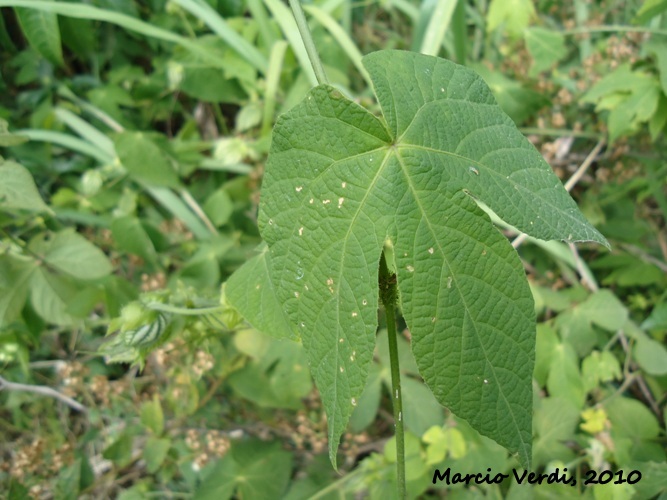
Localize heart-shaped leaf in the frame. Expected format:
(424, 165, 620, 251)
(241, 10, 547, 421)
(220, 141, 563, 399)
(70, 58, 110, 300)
(228, 50, 607, 469)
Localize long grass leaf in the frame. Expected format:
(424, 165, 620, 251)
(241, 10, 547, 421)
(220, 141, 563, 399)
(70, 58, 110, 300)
(172, 0, 267, 72)
(146, 187, 214, 240)
(246, 0, 277, 48)
(57, 86, 124, 132)
(389, 0, 420, 24)
(263, 0, 318, 86)
(420, 0, 459, 56)
(304, 5, 372, 87)
(262, 41, 288, 136)
(0, 1, 264, 73)
(451, 0, 466, 63)
(54, 108, 115, 157)
(15, 130, 114, 164)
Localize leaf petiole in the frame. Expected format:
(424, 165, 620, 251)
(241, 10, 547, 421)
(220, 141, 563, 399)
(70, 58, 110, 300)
(288, 0, 328, 85)
(380, 251, 406, 498)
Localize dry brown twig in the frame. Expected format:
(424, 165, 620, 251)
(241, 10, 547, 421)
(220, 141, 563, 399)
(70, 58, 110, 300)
(0, 375, 88, 414)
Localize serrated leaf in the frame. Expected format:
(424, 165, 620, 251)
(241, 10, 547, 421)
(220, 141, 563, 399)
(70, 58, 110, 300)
(525, 28, 567, 75)
(0, 161, 52, 213)
(14, 7, 64, 66)
(29, 228, 112, 280)
(246, 50, 606, 469)
(583, 64, 662, 141)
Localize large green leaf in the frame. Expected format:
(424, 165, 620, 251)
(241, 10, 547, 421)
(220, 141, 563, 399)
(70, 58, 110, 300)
(229, 50, 607, 469)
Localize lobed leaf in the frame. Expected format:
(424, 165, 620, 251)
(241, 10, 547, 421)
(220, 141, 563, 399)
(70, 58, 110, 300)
(228, 50, 607, 469)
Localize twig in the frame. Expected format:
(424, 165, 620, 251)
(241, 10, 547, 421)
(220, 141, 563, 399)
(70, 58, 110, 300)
(179, 189, 219, 236)
(618, 243, 667, 274)
(563, 140, 605, 192)
(634, 375, 662, 417)
(0, 375, 88, 414)
(568, 241, 598, 292)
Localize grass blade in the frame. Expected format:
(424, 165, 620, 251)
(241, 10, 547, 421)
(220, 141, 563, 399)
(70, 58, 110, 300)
(14, 130, 114, 164)
(146, 187, 215, 240)
(246, 0, 277, 48)
(172, 0, 268, 72)
(262, 41, 288, 136)
(0, 1, 264, 73)
(54, 108, 115, 157)
(420, 0, 459, 56)
(263, 0, 318, 86)
(304, 5, 372, 87)
(451, 0, 466, 63)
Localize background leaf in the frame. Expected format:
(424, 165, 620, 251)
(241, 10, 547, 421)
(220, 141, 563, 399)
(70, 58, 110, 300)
(0, 161, 52, 213)
(14, 7, 64, 66)
(525, 28, 567, 75)
(29, 229, 112, 280)
(114, 132, 180, 188)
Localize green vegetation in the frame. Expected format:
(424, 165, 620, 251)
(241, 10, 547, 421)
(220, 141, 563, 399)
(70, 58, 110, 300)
(1, 0, 666, 498)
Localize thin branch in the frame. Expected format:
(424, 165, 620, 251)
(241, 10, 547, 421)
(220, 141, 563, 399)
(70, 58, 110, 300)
(0, 375, 88, 414)
(568, 241, 598, 292)
(563, 140, 605, 192)
(618, 243, 667, 274)
(179, 189, 219, 236)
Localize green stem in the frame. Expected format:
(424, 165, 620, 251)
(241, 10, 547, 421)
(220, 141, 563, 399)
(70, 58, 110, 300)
(379, 252, 406, 499)
(144, 302, 223, 316)
(288, 0, 329, 85)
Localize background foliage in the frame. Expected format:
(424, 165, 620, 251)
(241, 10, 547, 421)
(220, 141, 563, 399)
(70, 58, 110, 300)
(0, 0, 666, 498)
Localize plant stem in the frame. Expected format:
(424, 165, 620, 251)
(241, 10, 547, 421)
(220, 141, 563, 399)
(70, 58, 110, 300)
(288, 0, 328, 85)
(144, 302, 223, 316)
(379, 252, 406, 499)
